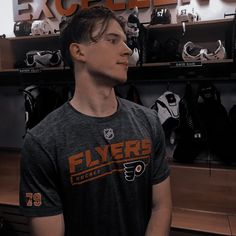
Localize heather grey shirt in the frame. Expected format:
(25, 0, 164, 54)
(20, 97, 169, 236)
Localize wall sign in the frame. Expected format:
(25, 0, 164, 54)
(181, 0, 190, 3)
(13, 0, 177, 21)
(154, 0, 177, 6)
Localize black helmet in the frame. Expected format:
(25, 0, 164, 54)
(150, 8, 171, 25)
(14, 21, 32, 37)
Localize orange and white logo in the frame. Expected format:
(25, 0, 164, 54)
(124, 161, 146, 181)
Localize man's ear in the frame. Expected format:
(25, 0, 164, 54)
(69, 43, 86, 62)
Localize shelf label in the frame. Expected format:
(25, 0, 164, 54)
(19, 68, 42, 73)
(170, 61, 202, 68)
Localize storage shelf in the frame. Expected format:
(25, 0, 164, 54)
(147, 18, 234, 30)
(132, 59, 234, 67)
(0, 17, 235, 85)
(128, 59, 235, 81)
(6, 33, 60, 41)
(0, 67, 73, 86)
(0, 59, 235, 85)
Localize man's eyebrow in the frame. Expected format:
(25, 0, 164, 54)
(105, 33, 120, 38)
(105, 33, 126, 41)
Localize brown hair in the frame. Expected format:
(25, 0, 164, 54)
(60, 6, 126, 68)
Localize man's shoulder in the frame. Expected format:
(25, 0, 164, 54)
(119, 97, 158, 118)
(28, 102, 69, 138)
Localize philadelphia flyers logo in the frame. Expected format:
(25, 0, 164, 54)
(123, 161, 146, 181)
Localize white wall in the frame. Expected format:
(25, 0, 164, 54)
(0, 1, 14, 37)
(0, 0, 236, 37)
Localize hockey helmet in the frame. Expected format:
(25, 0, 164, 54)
(152, 91, 180, 125)
(150, 8, 171, 25)
(22, 85, 63, 130)
(176, 5, 200, 23)
(14, 21, 32, 37)
(128, 47, 139, 66)
(31, 20, 53, 36)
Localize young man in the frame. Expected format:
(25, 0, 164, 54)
(20, 6, 172, 236)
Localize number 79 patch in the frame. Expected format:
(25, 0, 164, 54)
(26, 193, 42, 207)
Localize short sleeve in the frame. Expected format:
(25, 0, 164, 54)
(151, 111, 170, 185)
(19, 132, 63, 217)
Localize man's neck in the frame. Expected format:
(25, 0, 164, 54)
(70, 76, 118, 117)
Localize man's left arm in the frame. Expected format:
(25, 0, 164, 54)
(145, 176, 172, 236)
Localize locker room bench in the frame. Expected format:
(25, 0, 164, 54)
(0, 150, 236, 235)
(170, 162, 236, 235)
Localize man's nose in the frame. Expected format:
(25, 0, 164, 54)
(122, 42, 132, 56)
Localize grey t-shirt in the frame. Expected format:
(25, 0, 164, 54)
(20, 97, 169, 236)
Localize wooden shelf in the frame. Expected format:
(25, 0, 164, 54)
(170, 164, 236, 214)
(0, 150, 20, 206)
(0, 17, 235, 84)
(6, 33, 59, 41)
(229, 215, 236, 236)
(130, 59, 234, 68)
(147, 18, 234, 30)
(172, 208, 233, 235)
(0, 67, 73, 86)
(0, 59, 234, 85)
(128, 60, 235, 82)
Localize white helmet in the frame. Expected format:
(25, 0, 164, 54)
(31, 20, 53, 36)
(182, 40, 226, 61)
(129, 48, 139, 66)
(177, 5, 200, 23)
(153, 91, 180, 125)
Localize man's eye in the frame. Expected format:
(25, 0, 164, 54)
(108, 38, 118, 44)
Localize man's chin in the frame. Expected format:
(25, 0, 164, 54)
(114, 78, 128, 86)
(92, 71, 128, 86)
(109, 75, 128, 86)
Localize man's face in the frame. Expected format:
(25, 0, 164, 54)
(83, 19, 132, 85)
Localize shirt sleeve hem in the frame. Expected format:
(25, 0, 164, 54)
(19, 207, 63, 217)
(152, 169, 170, 185)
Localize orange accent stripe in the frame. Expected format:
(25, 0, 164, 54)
(71, 155, 150, 177)
(71, 169, 124, 185)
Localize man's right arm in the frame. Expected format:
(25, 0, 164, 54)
(20, 134, 64, 235)
(29, 214, 65, 236)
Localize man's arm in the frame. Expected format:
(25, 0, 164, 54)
(29, 213, 65, 236)
(145, 176, 172, 236)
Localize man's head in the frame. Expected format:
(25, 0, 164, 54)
(60, 6, 127, 68)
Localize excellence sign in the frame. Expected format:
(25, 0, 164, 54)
(13, 0, 177, 21)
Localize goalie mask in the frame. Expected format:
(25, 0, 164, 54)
(126, 6, 140, 49)
(126, 6, 145, 65)
(127, 6, 140, 38)
(150, 8, 171, 25)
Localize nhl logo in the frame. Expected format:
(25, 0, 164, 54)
(103, 128, 114, 140)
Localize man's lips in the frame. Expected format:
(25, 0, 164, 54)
(117, 62, 128, 66)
